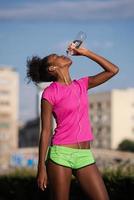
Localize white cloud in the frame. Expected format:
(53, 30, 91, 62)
(0, 0, 134, 21)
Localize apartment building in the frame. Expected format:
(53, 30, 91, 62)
(89, 89, 134, 149)
(0, 67, 19, 169)
(37, 82, 55, 133)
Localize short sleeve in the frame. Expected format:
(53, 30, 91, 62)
(41, 87, 55, 106)
(78, 76, 89, 90)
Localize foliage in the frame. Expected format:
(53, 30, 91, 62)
(118, 139, 134, 152)
(0, 166, 134, 200)
(102, 165, 134, 200)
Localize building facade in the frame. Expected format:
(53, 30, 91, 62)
(89, 89, 134, 149)
(0, 67, 19, 169)
(19, 117, 40, 148)
(36, 82, 56, 135)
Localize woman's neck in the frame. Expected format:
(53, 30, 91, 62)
(57, 69, 72, 85)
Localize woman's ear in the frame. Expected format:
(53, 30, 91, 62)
(48, 66, 58, 72)
(48, 66, 55, 72)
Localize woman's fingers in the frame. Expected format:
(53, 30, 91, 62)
(67, 43, 79, 55)
(67, 43, 87, 55)
(68, 42, 76, 50)
(37, 178, 47, 191)
(43, 181, 47, 189)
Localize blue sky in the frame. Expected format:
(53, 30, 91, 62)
(0, 0, 134, 123)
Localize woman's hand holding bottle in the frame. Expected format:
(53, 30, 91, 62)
(66, 31, 87, 56)
(67, 43, 88, 56)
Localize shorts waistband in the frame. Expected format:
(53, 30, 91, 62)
(49, 145, 91, 152)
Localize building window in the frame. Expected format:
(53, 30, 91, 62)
(94, 115, 99, 122)
(0, 122, 10, 129)
(98, 127, 102, 132)
(98, 114, 102, 120)
(106, 101, 111, 108)
(0, 90, 9, 95)
(97, 102, 102, 110)
(107, 126, 111, 133)
(0, 113, 10, 118)
(102, 115, 108, 123)
(0, 101, 10, 106)
(90, 103, 94, 109)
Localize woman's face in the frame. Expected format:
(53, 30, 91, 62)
(49, 54, 72, 68)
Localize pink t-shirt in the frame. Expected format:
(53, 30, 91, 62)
(41, 76, 94, 145)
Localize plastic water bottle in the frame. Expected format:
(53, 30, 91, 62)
(66, 31, 87, 55)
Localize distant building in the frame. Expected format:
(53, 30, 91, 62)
(19, 117, 40, 147)
(18, 82, 54, 149)
(36, 82, 56, 133)
(90, 89, 134, 149)
(0, 67, 19, 170)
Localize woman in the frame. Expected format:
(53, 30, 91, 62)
(26, 44, 119, 200)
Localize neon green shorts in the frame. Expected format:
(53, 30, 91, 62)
(46, 145, 96, 170)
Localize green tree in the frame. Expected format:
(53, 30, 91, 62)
(118, 139, 134, 152)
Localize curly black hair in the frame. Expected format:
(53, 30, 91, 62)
(26, 54, 57, 85)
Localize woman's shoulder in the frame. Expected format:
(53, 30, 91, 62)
(41, 82, 56, 106)
(76, 76, 89, 90)
(42, 81, 55, 91)
(77, 76, 88, 82)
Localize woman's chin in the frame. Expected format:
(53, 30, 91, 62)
(68, 59, 72, 66)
